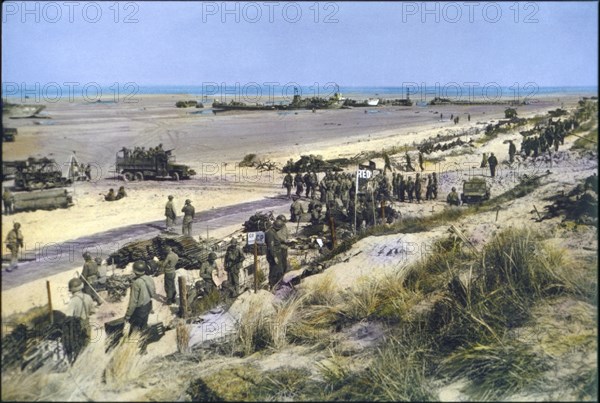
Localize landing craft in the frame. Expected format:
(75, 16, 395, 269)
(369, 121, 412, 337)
(2, 101, 46, 118)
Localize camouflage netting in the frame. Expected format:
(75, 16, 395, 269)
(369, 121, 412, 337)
(282, 155, 344, 173)
(107, 235, 214, 270)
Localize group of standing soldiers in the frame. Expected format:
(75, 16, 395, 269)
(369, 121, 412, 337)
(164, 195, 195, 235)
(520, 118, 576, 158)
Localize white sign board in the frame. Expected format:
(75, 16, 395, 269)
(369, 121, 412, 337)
(316, 238, 323, 248)
(247, 231, 265, 245)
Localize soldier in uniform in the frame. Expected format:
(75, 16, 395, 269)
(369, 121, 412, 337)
(294, 172, 304, 198)
(85, 164, 92, 181)
(398, 174, 406, 202)
(480, 152, 488, 168)
(432, 172, 438, 199)
(165, 195, 176, 232)
(310, 172, 319, 199)
(181, 199, 195, 236)
(265, 219, 286, 290)
(447, 187, 461, 206)
(224, 238, 245, 296)
(160, 246, 179, 305)
(303, 171, 312, 198)
(406, 176, 415, 203)
(124, 261, 156, 352)
(65, 277, 95, 338)
(81, 251, 102, 305)
(405, 153, 415, 171)
(425, 174, 434, 200)
(282, 173, 293, 199)
(487, 153, 498, 178)
(418, 152, 425, 171)
(116, 186, 127, 200)
(310, 202, 325, 225)
(105, 188, 116, 201)
(290, 196, 304, 223)
(508, 140, 517, 163)
(5, 222, 23, 272)
(3, 187, 14, 215)
(198, 252, 218, 295)
(415, 173, 423, 203)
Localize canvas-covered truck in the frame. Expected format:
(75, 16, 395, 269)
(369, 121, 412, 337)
(461, 177, 491, 204)
(115, 148, 196, 181)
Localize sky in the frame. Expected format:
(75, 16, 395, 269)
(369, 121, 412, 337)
(1, 1, 598, 89)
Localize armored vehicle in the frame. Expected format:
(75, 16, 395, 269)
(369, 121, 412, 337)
(461, 177, 491, 204)
(116, 148, 196, 181)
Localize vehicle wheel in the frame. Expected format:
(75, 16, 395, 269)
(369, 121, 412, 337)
(135, 171, 144, 181)
(171, 172, 180, 181)
(123, 172, 133, 182)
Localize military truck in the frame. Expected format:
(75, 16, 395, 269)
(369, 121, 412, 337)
(7, 157, 74, 212)
(461, 177, 491, 204)
(115, 148, 196, 181)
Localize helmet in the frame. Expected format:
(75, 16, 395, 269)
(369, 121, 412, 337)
(82, 251, 91, 260)
(14, 222, 21, 229)
(230, 238, 238, 245)
(185, 199, 191, 204)
(168, 195, 174, 200)
(208, 252, 217, 261)
(94, 257, 102, 265)
(133, 260, 146, 275)
(276, 214, 287, 222)
(452, 187, 456, 191)
(68, 278, 83, 292)
(273, 219, 284, 230)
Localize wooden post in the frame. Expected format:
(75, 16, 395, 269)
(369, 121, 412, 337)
(330, 216, 337, 248)
(495, 205, 500, 222)
(178, 277, 188, 319)
(46, 281, 53, 324)
(253, 242, 258, 293)
(533, 205, 542, 221)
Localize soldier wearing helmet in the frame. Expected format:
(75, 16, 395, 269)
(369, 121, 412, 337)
(181, 199, 195, 236)
(160, 246, 179, 305)
(5, 222, 23, 272)
(446, 187, 460, 206)
(165, 195, 176, 232)
(81, 251, 102, 305)
(265, 219, 286, 289)
(124, 260, 156, 352)
(224, 238, 245, 295)
(65, 277, 95, 337)
(198, 252, 219, 294)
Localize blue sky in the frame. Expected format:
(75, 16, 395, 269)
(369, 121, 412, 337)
(2, 1, 598, 87)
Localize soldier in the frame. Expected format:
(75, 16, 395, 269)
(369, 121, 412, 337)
(84, 164, 92, 181)
(224, 238, 245, 296)
(160, 246, 179, 305)
(65, 277, 95, 339)
(398, 174, 406, 202)
(265, 219, 285, 289)
(116, 186, 127, 200)
(294, 172, 304, 198)
(3, 187, 14, 215)
(418, 152, 425, 171)
(105, 188, 116, 201)
(198, 252, 218, 295)
(290, 197, 304, 223)
(165, 195, 176, 232)
(432, 172, 438, 199)
(406, 176, 415, 203)
(508, 140, 517, 163)
(310, 171, 318, 199)
(303, 171, 312, 198)
(81, 251, 102, 305)
(124, 261, 156, 353)
(181, 199, 195, 236)
(425, 174, 434, 200)
(415, 173, 423, 203)
(488, 153, 498, 178)
(468, 113, 471, 122)
(405, 153, 415, 171)
(310, 202, 325, 225)
(282, 173, 293, 199)
(447, 187, 460, 206)
(5, 222, 23, 272)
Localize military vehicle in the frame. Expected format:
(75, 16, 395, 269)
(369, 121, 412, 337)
(461, 177, 491, 204)
(116, 148, 196, 181)
(2, 102, 46, 118)
(7, 157, 74, 212)
(3, 127, 17, 142)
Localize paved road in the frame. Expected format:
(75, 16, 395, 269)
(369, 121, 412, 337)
(2, 195, 290, 290)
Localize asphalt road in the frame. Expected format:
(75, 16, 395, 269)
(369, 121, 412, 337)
(2, 195, 290, 290)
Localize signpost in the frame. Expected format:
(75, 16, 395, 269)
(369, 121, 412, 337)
(355, 165, 375, 233)
(247, 231, 265, 292)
